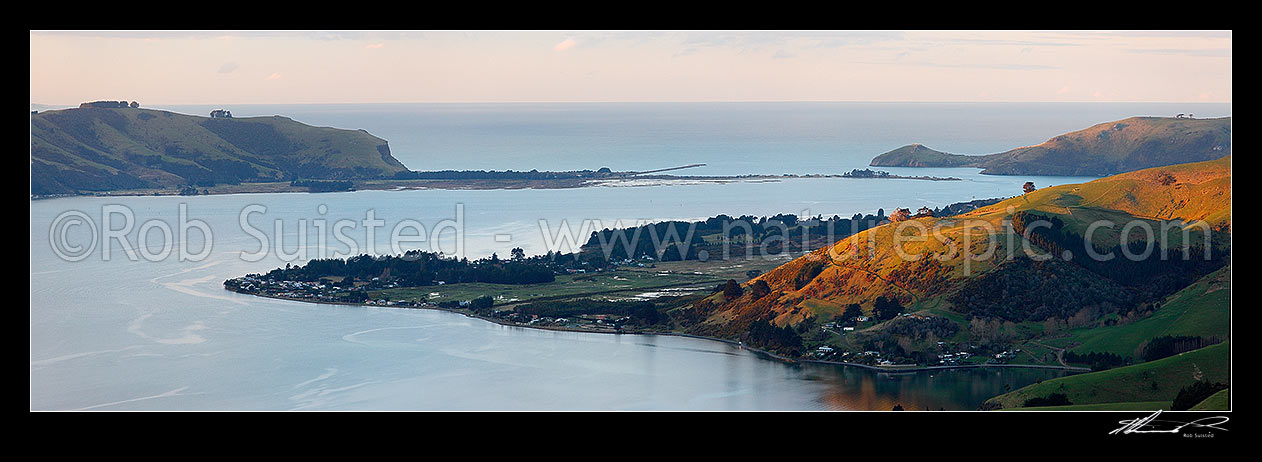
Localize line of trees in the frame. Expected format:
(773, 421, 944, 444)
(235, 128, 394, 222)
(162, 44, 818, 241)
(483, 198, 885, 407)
(1023, 393, 1072, 408)
(259, 250, 557, 286)
(1063, 350, 1129, 371)
(513, 299, 662, 326)
(583, 212, 890, 262)
(290, 179, 355, 192)
(1140, 335, 1223, 362)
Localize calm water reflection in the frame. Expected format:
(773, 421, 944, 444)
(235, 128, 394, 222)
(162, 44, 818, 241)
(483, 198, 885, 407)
(32, 178, 1073, 410)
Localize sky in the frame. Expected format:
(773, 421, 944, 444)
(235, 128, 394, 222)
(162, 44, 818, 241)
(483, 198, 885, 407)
(29, 30, 1231, 105)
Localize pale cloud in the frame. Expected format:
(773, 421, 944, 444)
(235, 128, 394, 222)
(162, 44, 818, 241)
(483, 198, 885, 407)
(672, 47, 700, 58)
(554, 38, 577, 52)
(854, 60, 1058, 71)
(28, 30, 1232, 104)
(1124, 48, 1230, 58)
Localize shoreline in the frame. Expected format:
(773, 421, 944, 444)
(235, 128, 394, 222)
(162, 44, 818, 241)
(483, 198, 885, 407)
(31, 173, 963, 200)
(229, 288, 1089, 374)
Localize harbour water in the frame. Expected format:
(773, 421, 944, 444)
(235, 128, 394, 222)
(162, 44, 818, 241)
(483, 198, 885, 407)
(31, 102, 1230, 410)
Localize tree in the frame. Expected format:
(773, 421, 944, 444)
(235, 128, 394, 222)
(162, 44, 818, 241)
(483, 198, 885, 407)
(888, 208, 911, 222)
(510, 247, 525, 261)
(129, 101, 139, 108)
(1023, 182, 1036, 194)
(722, 279, 743, 299)
(892, 404, 904, 411)
(842, 304, 863, 322)
(874, 296, 903, 321)
(469, 295, 494, 310)
(750, 279, 771, 298)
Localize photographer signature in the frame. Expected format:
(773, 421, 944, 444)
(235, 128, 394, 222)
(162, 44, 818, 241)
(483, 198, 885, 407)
(1110, 410, 1229, 435)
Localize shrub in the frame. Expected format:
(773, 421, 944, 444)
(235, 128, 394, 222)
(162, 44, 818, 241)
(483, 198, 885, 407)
(1171, 381, 1228, 411)
(1023, 393, 1072, 408)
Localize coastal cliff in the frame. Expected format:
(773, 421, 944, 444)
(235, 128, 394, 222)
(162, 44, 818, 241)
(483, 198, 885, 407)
(870, 116, 1231, 176)
(31, 106, 409, 195)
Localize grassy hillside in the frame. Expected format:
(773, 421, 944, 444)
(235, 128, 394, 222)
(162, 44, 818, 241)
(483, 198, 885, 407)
(1044, 266, 1230, 359)
(1005, 401, 1172, 411)
(31, 107, 409, 195)
(983, 341, 1229, 410)
(694, 156, 1229, 324)
(869, 143, 995, 168)
(1189, 388, 1229, 411)
(682, 157, 1230, 367)
(868, 116, 1231, 176)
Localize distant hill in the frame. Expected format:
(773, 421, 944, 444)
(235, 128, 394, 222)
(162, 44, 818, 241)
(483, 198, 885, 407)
(30, 106, 409, 195)
(686, 156, 1231, 343)
(870, 116, 1231, 176)
(868, 143, 984, 168)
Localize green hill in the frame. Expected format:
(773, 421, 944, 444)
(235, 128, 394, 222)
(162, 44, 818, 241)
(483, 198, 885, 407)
(31, 106, 409, 195)
(692, 156, 1230, 327)
(682, 157, 1230, 367)
(1052, 266, 1230, 360)
(868, 143, 993, 168)
(869, 116, 1231, 176)
(983, 341, 1229, 410)
(1189, 388, 1229, 411)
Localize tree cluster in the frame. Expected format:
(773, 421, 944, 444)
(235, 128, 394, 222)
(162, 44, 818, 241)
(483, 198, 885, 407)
(1022, 393, 1071, 408)
(882, 315, 958, 340)
(1063, 350, 1129, 371)
(1140, 335, 1223, 362)
(1171, 381, 1228, 411)
(290, 179, 355, 192)
(1010, 211, 1228, 303)
(742, 319, 803, 356)
(873, 296, 904, 321)
(261, 250, 557, 287)
(949, 256, 1132, 322)
(513, 299, 663, 326)
(582, 212, 888, 262)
